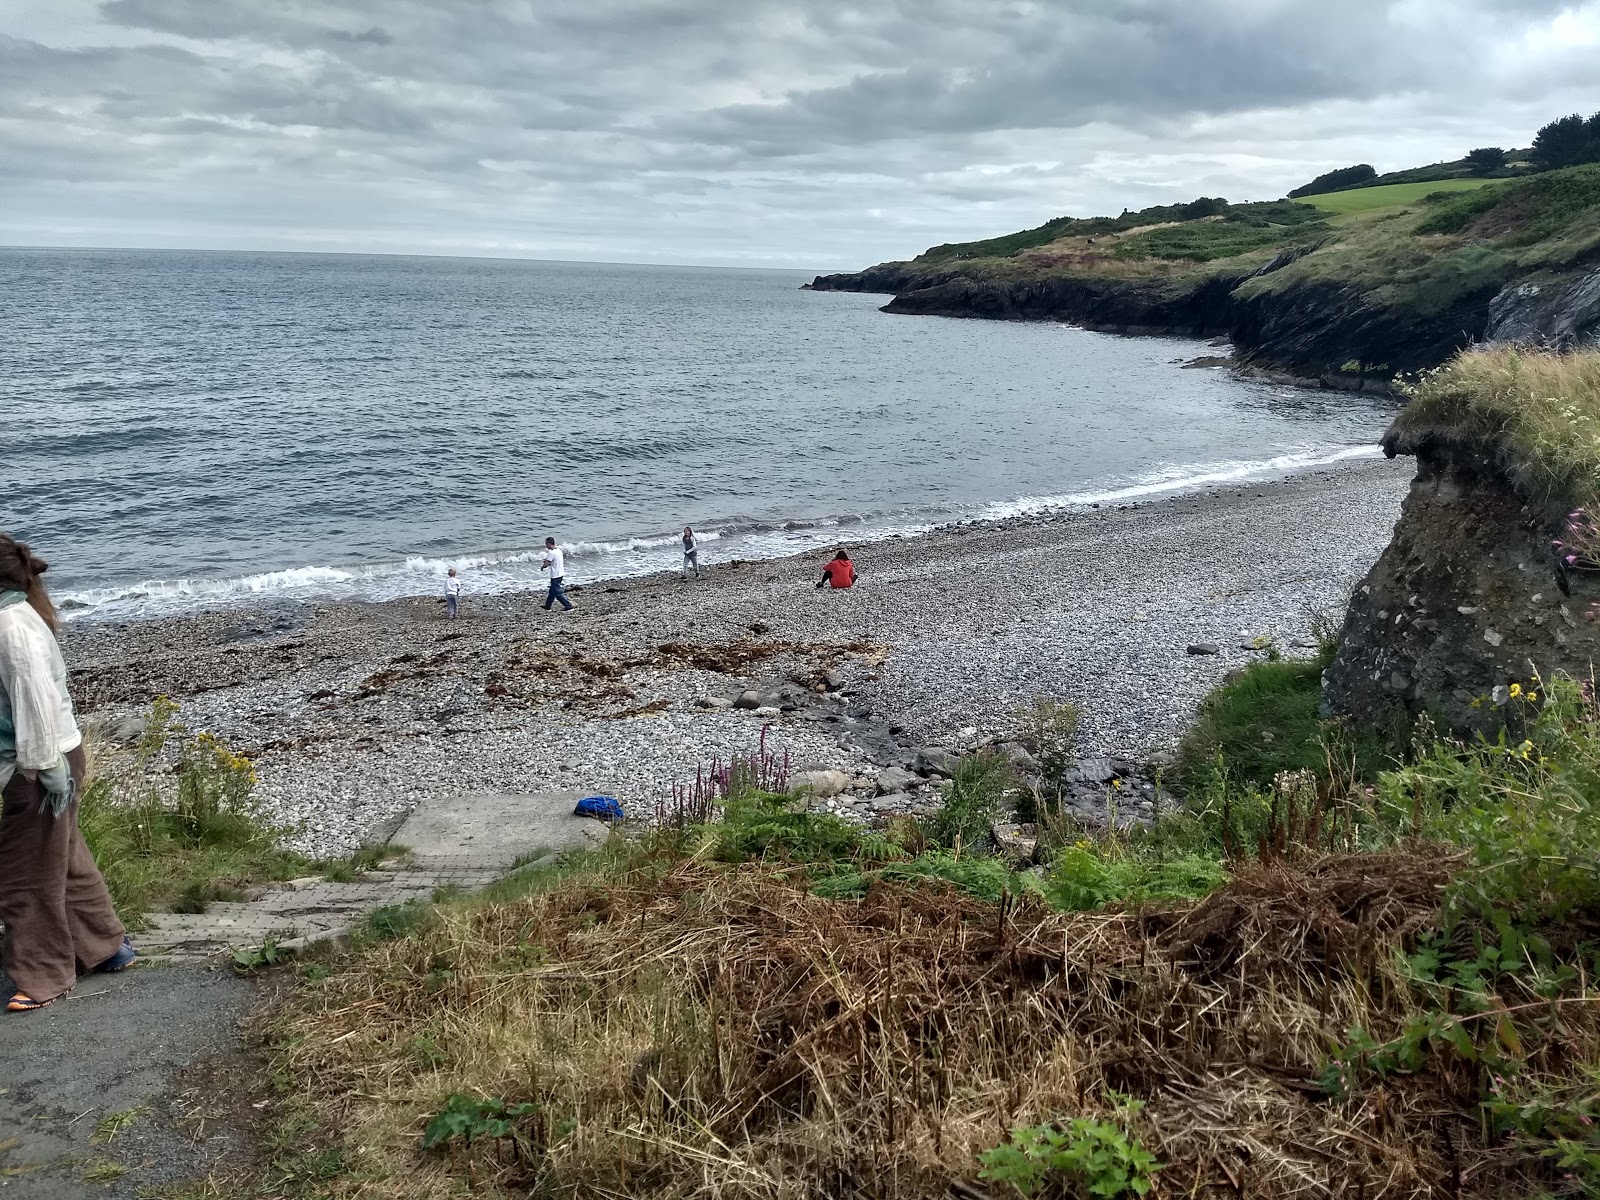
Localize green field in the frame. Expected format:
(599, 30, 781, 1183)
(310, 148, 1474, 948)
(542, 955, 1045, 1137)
(1304, 177, 1496, 214)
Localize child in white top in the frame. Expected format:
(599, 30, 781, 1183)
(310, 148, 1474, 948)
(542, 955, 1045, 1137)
(444, 568, 461, 619)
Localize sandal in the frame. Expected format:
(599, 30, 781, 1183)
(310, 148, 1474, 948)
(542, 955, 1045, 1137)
(94, 936, 138, 974)
(6, 992, 52, 1013)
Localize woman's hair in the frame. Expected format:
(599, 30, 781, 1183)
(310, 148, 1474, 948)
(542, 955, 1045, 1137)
(834, 549, 850, 560)
(0, 533, 59, 632)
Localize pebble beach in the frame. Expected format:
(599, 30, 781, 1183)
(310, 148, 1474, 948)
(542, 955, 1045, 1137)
(63, 456, 1414, 858)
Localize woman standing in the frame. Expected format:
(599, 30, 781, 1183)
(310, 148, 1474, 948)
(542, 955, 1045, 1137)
(0, 534, 133, 1013)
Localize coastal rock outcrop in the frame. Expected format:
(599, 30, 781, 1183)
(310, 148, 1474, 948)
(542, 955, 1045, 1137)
(1322, 433, 1600, 735)
(808, 265, 1498, 381)
(1485, 266, 1600, 349)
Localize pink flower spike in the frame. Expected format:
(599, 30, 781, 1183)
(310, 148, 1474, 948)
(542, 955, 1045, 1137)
(1568, 555, 1579, 564)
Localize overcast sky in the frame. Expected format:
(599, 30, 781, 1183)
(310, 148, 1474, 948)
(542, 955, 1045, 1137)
(4, 1, 1598, 269)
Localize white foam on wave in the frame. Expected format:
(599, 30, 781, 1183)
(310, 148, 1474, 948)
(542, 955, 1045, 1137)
(980, 443, 1380, 520)
(60, 442, 1379, 622)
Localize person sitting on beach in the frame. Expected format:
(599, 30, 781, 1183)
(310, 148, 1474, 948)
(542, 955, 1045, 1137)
(0, 533, 136, 1013)
(682, 526, 700, 580)
(817, 549, 856, 590)
(444, 567, 461, 619)
(541, 537, 574, 611)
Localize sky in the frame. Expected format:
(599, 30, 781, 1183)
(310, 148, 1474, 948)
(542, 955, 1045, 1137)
(3, 1, 1599, 270)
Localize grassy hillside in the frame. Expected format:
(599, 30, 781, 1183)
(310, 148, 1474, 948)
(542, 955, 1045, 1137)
(815, 164, 1600, 377)
(1305, 177, 1495, 214)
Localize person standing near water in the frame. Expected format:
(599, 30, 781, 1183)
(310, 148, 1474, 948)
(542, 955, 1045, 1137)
(444, 567, 461, 619)
(0, 534, 134, 1013)
(682, 526, 700, 580)
(817, 549, 856, 590)
(541, 537, 574, 611)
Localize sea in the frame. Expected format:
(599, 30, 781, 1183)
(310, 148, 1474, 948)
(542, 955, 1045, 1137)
(1, 248, 1399, 622)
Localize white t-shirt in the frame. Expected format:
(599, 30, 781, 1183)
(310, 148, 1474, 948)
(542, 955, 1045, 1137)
(445, 574, 461, 596)
(683, 534, 697, 554)
(544, 547, 565, 577)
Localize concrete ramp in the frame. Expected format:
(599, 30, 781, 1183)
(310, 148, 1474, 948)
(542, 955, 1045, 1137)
(394, 789, 612, 871)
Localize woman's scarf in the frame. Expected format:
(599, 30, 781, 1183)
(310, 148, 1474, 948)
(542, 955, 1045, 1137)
(0, 589, 75, 817)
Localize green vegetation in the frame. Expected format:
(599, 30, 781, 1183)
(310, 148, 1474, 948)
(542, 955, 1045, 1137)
(1288, 162, 1377, 198)
(1173, 642, 1406, 794)
(979, 1094, 1160, 1198)
(916, 197, 1324, 265)
(1303, 176, 1495, 214)
(1388, 345, 1600, 504)
(255, 658, 1600, 1200)
(1533, 109, 1600, 171)
(75, 699, 312, 926)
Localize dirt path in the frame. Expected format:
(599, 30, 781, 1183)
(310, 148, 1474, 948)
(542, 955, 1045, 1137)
(0, 965, 265, 1199)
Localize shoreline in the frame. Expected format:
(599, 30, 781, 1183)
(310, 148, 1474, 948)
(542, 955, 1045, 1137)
(64, 455, 1415, 857)
(56, 442, 1391, 624)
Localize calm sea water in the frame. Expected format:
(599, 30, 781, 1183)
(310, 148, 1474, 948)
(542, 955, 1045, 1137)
(1, 248, 1396, 621)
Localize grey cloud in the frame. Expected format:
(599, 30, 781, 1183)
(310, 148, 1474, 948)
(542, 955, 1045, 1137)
(1, 1, 1596, 266)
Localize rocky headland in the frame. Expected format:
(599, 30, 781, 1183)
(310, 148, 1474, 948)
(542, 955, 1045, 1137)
(1325, 348, 1600, 733)
(808, 166, 1600, 385)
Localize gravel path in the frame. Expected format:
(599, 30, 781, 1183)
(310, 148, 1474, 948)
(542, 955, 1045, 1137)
(64, 457, 1413, 857)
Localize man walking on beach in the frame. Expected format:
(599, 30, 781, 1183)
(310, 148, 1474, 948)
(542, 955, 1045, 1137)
(541, 537, 573, 611)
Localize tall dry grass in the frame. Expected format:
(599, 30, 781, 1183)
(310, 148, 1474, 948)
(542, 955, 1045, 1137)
(1388, 346, 1600, 502)
(264, 841, 1585, 1200)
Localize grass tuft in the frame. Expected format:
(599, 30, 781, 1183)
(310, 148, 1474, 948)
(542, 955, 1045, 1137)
(1388, 345, 1600, 505)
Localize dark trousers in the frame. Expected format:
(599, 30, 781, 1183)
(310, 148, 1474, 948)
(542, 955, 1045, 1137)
(544, 576, 572, 610)
(0, 746, 124, 1002)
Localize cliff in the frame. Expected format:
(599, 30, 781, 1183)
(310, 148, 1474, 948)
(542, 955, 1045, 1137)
(811, 166, 1600, 382)
(1323, 348, 1600, 734)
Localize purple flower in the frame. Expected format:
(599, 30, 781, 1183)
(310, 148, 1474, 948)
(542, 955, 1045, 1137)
(1568, 555, 1579, 564)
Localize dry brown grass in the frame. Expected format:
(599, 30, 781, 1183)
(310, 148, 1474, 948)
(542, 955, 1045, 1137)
(255, 839, 1594, 1200)
(1387, 346, 1600, 505)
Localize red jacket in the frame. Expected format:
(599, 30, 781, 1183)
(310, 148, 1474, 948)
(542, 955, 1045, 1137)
(823, 559, 855, 589)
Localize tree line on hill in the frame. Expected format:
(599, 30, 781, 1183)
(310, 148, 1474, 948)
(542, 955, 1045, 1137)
(1288, 110, 1600, 199)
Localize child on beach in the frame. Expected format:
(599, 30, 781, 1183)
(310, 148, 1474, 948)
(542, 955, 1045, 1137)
(444, 568, 460, 619)
(817, 549, 856, 590)
(682, 527, 700, 580)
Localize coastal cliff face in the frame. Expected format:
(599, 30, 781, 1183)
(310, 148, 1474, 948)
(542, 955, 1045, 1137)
(810, 265, 1504, 381)
(1322, 436, 1600, 734)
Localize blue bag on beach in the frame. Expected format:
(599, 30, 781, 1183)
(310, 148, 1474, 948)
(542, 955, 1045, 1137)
(575, 795, 624, 822)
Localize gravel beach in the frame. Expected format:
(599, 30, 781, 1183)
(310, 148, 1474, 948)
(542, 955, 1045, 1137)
(63, 456, 1413, 857)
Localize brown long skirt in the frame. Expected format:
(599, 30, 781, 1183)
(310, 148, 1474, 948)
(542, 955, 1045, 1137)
(0, 745, 125, 1002)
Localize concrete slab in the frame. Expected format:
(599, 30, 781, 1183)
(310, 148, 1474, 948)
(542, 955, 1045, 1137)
(393, 790, 611, 869)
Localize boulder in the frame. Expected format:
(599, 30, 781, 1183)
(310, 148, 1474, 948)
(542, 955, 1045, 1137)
(913, 747, 957, 778)
(1061, 757, 1115, 786)
(991, 822, 1039, 867)
(794, 768, 850, 798)
(869, 792, 916, 812)
(1186, 643, 1220, 656)
(874, 766, 918, 795)
(733, 690, 763, 710)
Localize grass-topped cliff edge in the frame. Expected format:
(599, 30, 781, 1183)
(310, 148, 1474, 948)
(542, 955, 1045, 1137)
(810, 164, 1600, 383)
